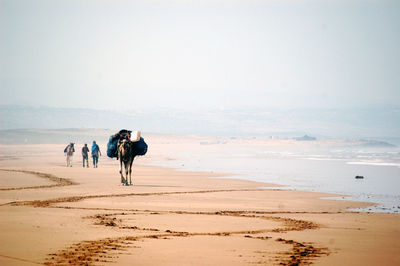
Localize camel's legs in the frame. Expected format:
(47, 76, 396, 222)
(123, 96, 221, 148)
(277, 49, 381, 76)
(128, 159, 133, 185)
(119, 157, 126, 184)
(126, 161, 132, 185)
(124, 163, 129, 186)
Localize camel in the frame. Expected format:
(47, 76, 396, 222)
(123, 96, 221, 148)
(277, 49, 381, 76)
(117, 139, 136, 185)
(112, 130, 147, 186)
(64, 143, 75, 167)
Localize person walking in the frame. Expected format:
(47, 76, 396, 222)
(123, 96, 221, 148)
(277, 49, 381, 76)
(82, 143, 89, 168)
(91, 141, 101, 168)
(64, 143, 75, 167)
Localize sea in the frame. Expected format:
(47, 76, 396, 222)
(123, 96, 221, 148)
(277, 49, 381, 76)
(147, 138, 400, 214)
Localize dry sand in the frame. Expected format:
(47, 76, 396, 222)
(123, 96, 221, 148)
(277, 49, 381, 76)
(0, 143, 399, 265)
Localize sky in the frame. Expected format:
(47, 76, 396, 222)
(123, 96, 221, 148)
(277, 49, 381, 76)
(1, 0, 399, 111)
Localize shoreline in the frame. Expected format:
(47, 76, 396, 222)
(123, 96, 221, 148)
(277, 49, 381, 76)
(146, 162, 385, 213)
(138, 135, 399, 214)
(144, 159, 390, 214)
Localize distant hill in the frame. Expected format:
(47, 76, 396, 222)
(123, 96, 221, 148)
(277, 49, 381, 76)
(1, 105, 399, 139)
(0, 128, 114, 145)
(358, 139, 396, 148)
(294, 135, 316, 141)
(0, 128, 397, 148)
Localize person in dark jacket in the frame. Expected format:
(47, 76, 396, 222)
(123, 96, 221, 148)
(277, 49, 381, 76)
(82, 143, 89, 168)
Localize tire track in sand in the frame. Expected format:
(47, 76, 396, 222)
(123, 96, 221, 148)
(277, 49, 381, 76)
(9, 188, 268, 207)
(0, 169, 77, 191)
(44, 210, 327, 266)
(1, 169, 329, 265)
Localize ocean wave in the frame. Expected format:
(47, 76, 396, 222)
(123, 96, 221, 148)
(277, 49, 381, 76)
(346, 161, 400, 168)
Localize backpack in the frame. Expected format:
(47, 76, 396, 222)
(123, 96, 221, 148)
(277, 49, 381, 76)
(64, 144, 74, 153)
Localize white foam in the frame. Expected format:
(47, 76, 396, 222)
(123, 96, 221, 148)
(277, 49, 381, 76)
(346, 161, 400, 168)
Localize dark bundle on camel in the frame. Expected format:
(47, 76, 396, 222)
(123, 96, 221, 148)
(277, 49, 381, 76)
(107, 129, 148, 185)
(107, 129, 131, 158)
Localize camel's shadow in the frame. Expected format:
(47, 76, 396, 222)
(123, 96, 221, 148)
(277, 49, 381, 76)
(120, 184, 182, 188)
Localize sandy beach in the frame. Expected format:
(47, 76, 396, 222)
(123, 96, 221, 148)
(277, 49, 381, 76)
(1, 142, 399, 266)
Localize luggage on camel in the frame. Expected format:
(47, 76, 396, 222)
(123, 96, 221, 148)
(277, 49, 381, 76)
(107, 129, 131, 158)
(107, 130, 147, 158)
(133, 137, 148, 156)
(107, 136, 119, 158)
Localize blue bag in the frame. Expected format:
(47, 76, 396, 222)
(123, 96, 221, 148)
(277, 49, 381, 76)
(106, 135, 118, 158)
(134, 137, 148, 156)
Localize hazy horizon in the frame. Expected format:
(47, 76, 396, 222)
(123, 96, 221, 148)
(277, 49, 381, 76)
(1, 105, 399, 142)
(1, 0, 400, 111)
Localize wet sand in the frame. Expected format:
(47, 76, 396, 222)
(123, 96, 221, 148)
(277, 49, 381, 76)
(0, 143, 399, 265)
